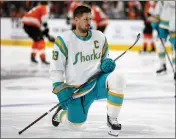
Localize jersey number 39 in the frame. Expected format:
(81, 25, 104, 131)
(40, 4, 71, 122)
(52, 51, 59, 60)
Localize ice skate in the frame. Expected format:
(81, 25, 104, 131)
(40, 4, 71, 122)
(107, 115, 121, 136)
(156, 64, 167, 75)
(52, 105, 62, 127)
(30, 54, 39, 66)
(41, 59, 50, 65)
(149, 46, 156, 53)
(139, 47, 147, 54)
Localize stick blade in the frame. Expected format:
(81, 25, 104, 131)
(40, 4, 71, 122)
(137, 33, 141, 40)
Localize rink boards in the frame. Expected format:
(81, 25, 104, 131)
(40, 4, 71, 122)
(1, 18, 172, 52)
(1, 39, 173, 52)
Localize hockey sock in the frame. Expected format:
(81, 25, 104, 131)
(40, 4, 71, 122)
(36, 40, 46, 60)
(107, 90, 124, 119)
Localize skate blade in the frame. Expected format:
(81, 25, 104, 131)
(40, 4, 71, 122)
(30, 62, 38, 67)
(40, 64, 50, 71)
(108, 129, 121, 137)
(156, 71, 167, 76)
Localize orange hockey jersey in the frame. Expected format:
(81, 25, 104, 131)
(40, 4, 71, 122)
(68, 1, 83, 26)
(144, 1, 156, 23)
(91, 5, 109, 28)
(22, 4, 49, 28)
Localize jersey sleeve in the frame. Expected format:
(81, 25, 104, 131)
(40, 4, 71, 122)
(101, 36, 109, 60)
(49, 35, 68, 84)
(41, 5, 50, 24)
(98, 6, 108, 19)
(169, 13, 175, 32)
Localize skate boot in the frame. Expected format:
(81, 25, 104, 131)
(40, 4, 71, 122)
(31, 54, 38, 64)
(149, 46, 156, 53)
(107, 115, 121, 136)
(139, 47, 147, 54)
(156, 64, 167, 75)
(52, 105, 62, 127)
(41, 59, 50, 65)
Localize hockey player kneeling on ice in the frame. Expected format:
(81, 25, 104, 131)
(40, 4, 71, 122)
(49, 6, 126, 137)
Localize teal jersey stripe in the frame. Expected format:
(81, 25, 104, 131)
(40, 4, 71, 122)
(57, 36, 68, 57)
(57, 36, 68, 55)
(102, 44, 108, 59)
(55, 42, 67, 57)
(75, 79, 96, 94)
(172, 59, 176, 63)
(107, 93, 124, 105)
(158, 52, 166, 57)
(53, 82, 63, 88)
(160, 20, 169, 27)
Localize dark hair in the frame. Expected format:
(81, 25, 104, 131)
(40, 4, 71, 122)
(40, 1, 48, 5)
(73, 5, 91, 18)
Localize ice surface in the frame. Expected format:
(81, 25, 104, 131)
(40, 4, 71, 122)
(1, 46, 175, 138)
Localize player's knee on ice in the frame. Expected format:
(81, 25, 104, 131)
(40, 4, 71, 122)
(61, 114, 85, 131)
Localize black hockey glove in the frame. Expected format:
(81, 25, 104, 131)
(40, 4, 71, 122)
(42, 28, 49, 36)
(47, 35, 55, 42)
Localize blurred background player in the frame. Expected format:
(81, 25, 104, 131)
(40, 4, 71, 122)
(140, 1, 156, 53)
(151, 1, 175, 76)
(67, 1, 83, 30)
(168, 10, 176, 80)
(125, 1, 142, 20)
(90, 1, 109, 33)
(22, 1, 55, 65)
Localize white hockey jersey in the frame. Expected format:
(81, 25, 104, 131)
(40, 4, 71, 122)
(169, 7, 175, 32)
(49, 30, 109, 98)
(153, 1, 175, 29)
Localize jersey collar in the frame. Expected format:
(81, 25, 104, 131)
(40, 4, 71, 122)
(72, 30, 92, 41)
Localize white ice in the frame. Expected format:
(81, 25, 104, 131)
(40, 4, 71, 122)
(1, 46, 175, 138)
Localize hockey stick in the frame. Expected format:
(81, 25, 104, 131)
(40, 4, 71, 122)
(18, 33, 140, 135)
(114, 33, 141, 61)
(159, 37, 175, 73)
(82, 33, 141, 81)
(18, 103, 59, 135)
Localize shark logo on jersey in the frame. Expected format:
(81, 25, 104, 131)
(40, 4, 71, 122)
(73, 50, 101, 65)
(73, 41, 101, 65)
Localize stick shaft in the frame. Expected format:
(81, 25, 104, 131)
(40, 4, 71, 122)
(18, 103, 59, 135)
(114, 33, 141, 61)
(159, 38, 175, 73)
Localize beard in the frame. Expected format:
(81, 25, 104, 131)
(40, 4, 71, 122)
(78, 25, 89, 33)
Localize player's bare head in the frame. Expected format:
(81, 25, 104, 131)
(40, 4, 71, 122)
(74, 5, 91, 18)
(40, 1, 48, 5)
(74, 5, 92, 33)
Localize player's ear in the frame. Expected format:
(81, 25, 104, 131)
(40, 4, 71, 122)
(74, 16, 79, 22)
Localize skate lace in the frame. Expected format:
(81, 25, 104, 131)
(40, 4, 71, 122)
(53, 114, 59, 122)
(109, 117, 119, 125)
